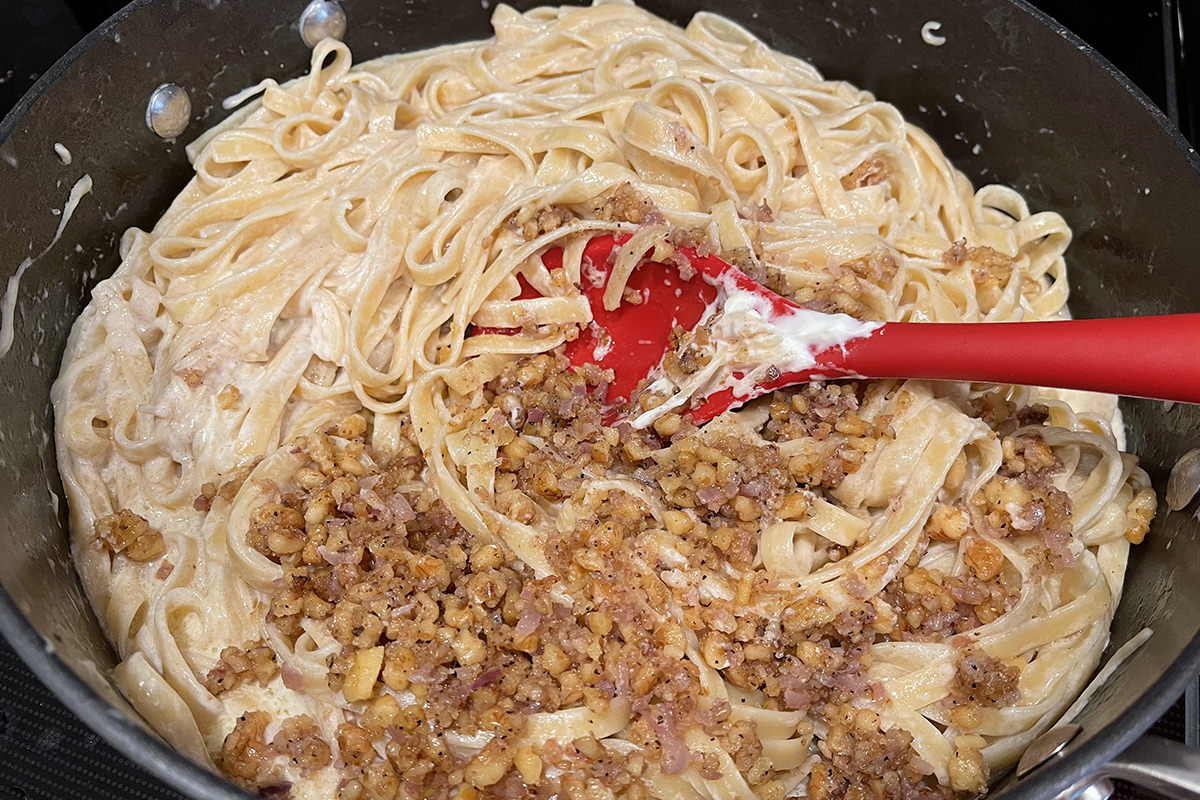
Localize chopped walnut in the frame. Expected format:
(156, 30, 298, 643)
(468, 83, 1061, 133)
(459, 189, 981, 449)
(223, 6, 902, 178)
(948, 735, 988, 794)
(204, 643, 279, 696)
(336, 723, 375, 768)
(787, 250, 898, 320)
(219, 711, 272, 784)
(204, 354, 1137, 798)
(809, 704, 944, 800)
(248, 503, 307, 559)
(93, 509, 165, 562)
(971, 432, 1073, 566)
(272, 715, 331, 775)
(943, 239, 1025, 311)
(216, 459, 262, 502)
(964, 538, 1005, 581)
(516, 204, 577, 240)
(591, 182, 662, 225)
(948, 652, 1020, 709)
(1125, 487, 1157, 544)
(840, 156, 888, 190)
(925, 503, 969, 542)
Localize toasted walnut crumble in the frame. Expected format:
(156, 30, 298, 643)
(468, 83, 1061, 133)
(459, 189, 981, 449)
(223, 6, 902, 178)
(273, 715, 331, 775)
(220, 711, 273, 784)
(515, 204, 577, 240)
(211, 354, 1094, 800)
(591, 182, 664, 225)
(204, 642, 279, 696)
(777, 250, 899, 321)
(969, 432, 1074, 567)
(840, 156, 889, 191)
(94, 508, 165, 562)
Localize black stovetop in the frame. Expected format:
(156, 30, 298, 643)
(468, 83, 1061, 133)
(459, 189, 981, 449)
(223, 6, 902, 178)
(1, 1, 1198, 798)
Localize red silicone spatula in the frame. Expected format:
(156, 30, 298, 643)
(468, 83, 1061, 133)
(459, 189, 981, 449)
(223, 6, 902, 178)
(479, 234, 1200, 425)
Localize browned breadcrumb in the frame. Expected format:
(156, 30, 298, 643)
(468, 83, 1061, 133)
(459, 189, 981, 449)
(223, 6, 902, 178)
(93, 509, 165, 562)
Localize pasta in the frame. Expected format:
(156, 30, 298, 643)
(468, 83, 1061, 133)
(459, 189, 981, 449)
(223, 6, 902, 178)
(52, 3, 1157, 799)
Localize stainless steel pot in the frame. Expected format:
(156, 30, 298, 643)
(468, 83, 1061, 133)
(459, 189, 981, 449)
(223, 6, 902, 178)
(2, 1, 1200, 797)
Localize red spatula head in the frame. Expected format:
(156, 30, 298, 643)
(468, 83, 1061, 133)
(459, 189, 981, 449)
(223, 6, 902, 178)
(474, 234, 721, 406)
(473, 234, 861, 424)
(552, 235, 718, 403)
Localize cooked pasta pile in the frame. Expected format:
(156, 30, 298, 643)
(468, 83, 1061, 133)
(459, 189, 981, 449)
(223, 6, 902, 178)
(53, 3, 1155, 799)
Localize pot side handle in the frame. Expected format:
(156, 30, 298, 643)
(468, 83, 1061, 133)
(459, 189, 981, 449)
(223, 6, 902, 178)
(1095, 735, 1200, 799)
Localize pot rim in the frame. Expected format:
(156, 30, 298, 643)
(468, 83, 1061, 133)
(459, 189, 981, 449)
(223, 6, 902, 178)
(0, 582, 251, 799)
(1, 1, 1198, 799)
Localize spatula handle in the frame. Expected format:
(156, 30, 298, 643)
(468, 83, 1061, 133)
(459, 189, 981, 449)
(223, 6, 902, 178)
(824, 315, 1200, 403)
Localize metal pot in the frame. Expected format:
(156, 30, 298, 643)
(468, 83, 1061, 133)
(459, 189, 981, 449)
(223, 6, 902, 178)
(1, 1, 1199, 797)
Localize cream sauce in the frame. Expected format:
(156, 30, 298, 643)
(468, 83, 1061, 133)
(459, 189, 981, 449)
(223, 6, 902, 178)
(630, 278, 881, 428)
(0, 174, 93, 359)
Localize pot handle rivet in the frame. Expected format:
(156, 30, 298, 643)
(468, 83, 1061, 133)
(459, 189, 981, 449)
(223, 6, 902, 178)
(299, 0, 348, 48)
(145, 83, 191, 140)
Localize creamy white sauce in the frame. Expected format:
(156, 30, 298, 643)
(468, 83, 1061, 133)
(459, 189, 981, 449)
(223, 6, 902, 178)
(630, 277, 881, 428)
(712, 278, 881, 392)
(589, 321, 614, 359)
(0, 174, 93, 359)
(581, 255, 607, 289)
(52, 174, 93, 244)
(0, 258, 32, 359)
